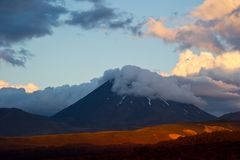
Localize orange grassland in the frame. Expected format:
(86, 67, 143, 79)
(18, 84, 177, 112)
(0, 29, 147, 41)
(0, 121, 240, 149)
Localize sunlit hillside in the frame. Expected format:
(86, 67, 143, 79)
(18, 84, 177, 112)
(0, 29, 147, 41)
(1, 121, 239, 149)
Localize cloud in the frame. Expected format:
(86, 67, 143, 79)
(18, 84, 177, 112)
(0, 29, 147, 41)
(0, 0, 143, 66)
(147, 18, 224, 52)
(174, 76, 240, 115)
(161, 49, 240, 115)
(0, 79, 99, 116)
(66, 5, 132, 30)
(191, 0, 240, 20)
(169, 50, 240, 77)
(99, 65, 205, 106)
(0, 80, 39, 93)
(0, 65, 205, 116)
(1, 65, 240, 116)
(67, 0, 143, 35)
(0, 0, 66, 66)
(146, 0, 240, 52)
(0, 0, 66, 45)
(76, 0, 103, 4)
(0, 48, 32, 67)
(147, 18, 177, 41)
(146, 0, 240, 115)
(100, 65, 240, 116)
(164, 50, 240, 89)
(177, 76, 240, 103)
(200, 68, 240, 87)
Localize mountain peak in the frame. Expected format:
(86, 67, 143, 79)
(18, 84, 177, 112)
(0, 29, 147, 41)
(53, 80, 215, 131)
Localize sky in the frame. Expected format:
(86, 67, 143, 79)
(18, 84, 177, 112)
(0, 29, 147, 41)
(0, 0, 240, 116)
(0, 0, 202, 88)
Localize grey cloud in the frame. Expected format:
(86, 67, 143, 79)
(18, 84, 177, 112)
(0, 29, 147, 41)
(1, 65, 240, 116)
(0, 65, 205, 116)
(0, 0, 66, 45)
(0, 0, 66, 66)
(99, 65, 205, 106)
(177, 76, 240, 98)
(129, 22, 145, 36)
(0, 0, 143, 66)
(76, 0, 103, 3)
(0, 48, 32, 67)
(0, 80, 99, 116)
(176, 76, 240, 116)
(66, 5, 122, 29)
(67, 1, 143, 35)
(199, 68, 240, 87)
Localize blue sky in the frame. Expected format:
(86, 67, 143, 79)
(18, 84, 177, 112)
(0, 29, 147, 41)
(1, 0, 202, 88)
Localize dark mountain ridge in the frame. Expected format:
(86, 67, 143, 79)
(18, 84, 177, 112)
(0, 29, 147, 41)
(219, 111, 240, 121)
(0, 108, 74, 136)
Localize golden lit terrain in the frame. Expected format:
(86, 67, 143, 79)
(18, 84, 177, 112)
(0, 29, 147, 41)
(1, 121, 239, 149)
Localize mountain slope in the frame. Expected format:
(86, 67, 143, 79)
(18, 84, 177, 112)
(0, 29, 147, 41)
(0, 108, 73, 136)
(219, 111, 240, 121)
(53, 81, 215, 130)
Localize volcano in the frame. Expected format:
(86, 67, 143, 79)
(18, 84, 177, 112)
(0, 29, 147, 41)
(53, 80, 215, 130)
